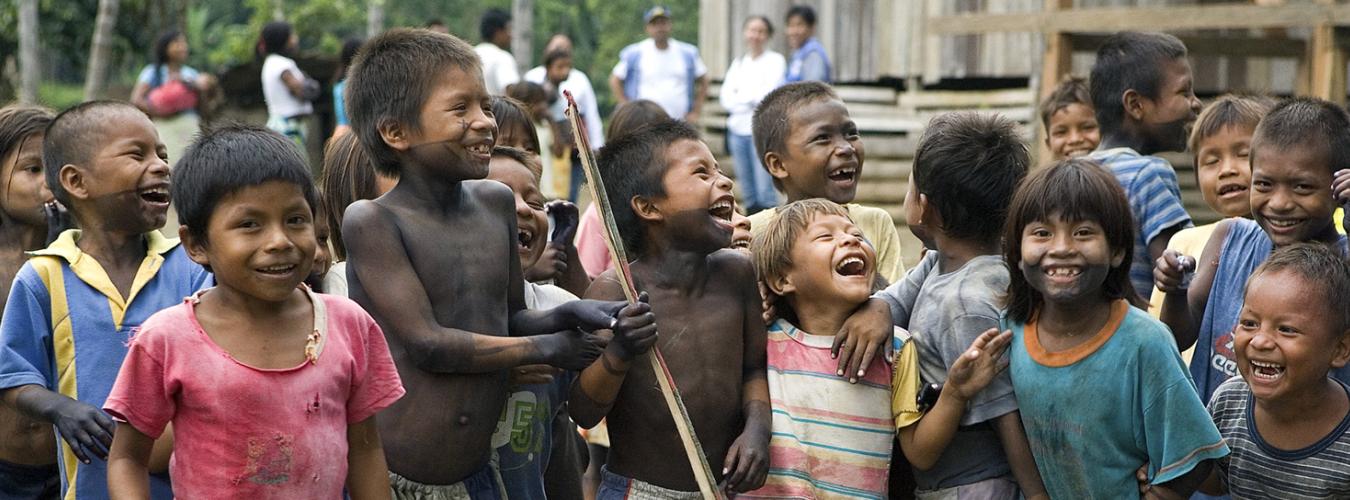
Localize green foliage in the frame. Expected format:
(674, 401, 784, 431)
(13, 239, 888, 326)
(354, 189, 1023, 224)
(38, 81, 84, 109)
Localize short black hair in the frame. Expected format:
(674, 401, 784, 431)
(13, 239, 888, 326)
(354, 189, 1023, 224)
(334, 37, 364, 82)
(1248, 242, 1350, 335)
(1003, 158, 1141, 322)
(786, 5, 816, 27)
(753, 81, 838, 162)
(491, 145, 542, 183)
(597, 120, 700, 256)
(606, 99, 671, 143)
(260, 21, 293, 56)
(913, 112, 1029, 244)
(345, 28, 481, 176)
(745, 15, 774, 36)
(491, 95, 540, 154)
(480, 8, 511, 42)
(1039, 75, 1092, 130)
(425, 18, 446, 28)
(543, 48, 572, 69)
(172, 122, 318, 244)
(42, 100, 144, 207)
(1089, 32, 1188, 134)
(1250, 97, 1350, 176)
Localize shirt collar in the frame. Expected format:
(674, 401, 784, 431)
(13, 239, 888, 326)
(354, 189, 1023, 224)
(28, 229, 181, 263)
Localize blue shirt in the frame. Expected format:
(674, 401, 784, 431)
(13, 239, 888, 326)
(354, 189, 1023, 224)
(1089, 148, 1193, 299)
(333, 80, 348, 127)
(786, 37, 831, 83)
(1008, 301, 1228, 498)
(0, 230, 211, 500)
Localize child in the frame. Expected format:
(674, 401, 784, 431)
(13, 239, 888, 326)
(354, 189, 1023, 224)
(1146, 95, 1273, 321)
(341, 28, 640, 497)
(749, 81, 905, 284)
(744, 198, 1012, 499)
(103, 124, 404, 499)
(317, 131, 396, 297)
(0, 105, 59, 499)
(1087, 31, 1201, 298)
(492, 95, 542, 154)
(1157, 97, 1350, 406)
(0, 101, 211, 499)
(872, 113, 1047, 499)
(1004, 158, 1227, 498)
(1197, 244, 1350, 499)
(1039, 76, 1099, 161)
(306, 200, 333, 293)
(730, 207, 751, 253)
(568, 120, 771, 496)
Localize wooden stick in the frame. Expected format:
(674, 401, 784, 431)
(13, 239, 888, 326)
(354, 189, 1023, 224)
(564, 91, 724, 500)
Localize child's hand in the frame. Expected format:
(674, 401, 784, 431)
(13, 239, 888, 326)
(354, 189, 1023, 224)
(546, 200, 580, 244)
(525, 243, 570, 282)
(510, 364, 558, 386)
(758, 281, 776, 325)
(50, 398, 115, 463)
(944, 328, 1013, 402)
(1137, 462, 1152, 495)
(1153, 250, 1196, 294)
(831, 299, 894, 383)
(563, 299, 627, 332)
(541, 328, 604, 371)
(1335, 169, 1350, 229)
(720, 424, 769, 492)
(609, 293, 657, 361)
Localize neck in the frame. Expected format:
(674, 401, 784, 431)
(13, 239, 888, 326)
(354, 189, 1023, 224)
(1257, 377, 1347, 425)
(748, 47, 764, 58)
(654, 39, 670, 49)
(1294, 222, 1344, 249)
(788, 296, 852, 338)
(1038, 294, 1115, 339)
(165, 61, 181, 70)
(207, 282, 300, 320)
(633, 236, 710, 292)
(0, 216, 47, 254)
(389, 163, 467, 209)
(931, 233, 997, 274)
(1098, 128, 1151, 155)
(75, 223, 147, 269)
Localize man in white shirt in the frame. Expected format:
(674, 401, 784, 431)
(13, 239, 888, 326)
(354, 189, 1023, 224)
(475, 8, 520, 96)
(608, 5, 709, 122)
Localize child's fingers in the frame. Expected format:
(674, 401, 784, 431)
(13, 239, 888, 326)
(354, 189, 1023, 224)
(834, 338, 856, 377)
(852, 338, 882, 380)
(722, 444, 741, 482)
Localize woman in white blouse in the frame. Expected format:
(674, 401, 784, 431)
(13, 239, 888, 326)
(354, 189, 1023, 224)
(719, 15, 785, 214)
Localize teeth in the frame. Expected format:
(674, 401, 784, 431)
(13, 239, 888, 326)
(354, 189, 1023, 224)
(836, 257, 864, 274)
(1046, 267, 1080, 277)
(1268, 219, 1300, 228)
(1251, 360, 1283, 369)
(260, 265, 292, 273)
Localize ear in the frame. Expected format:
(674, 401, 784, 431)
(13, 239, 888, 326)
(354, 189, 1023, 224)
(1110, 246, 1126, 268)
(763, 151, 790, 181)
(766, 272, 795, 297)
(377, 118, 411, 152)
(915, 193, 932, 226)
(178, 225, 212, 268)
(59, 164, 87, 202)
(631, 195, 663, 224)
(1122, 89, 1145, 121)
(1331, 329, 1350, 369)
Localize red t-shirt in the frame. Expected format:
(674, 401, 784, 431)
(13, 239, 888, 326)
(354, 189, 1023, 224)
(105, 288, 404, 498)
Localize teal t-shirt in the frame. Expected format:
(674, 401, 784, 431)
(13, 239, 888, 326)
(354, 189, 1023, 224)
(1006, 301, 1229, 498)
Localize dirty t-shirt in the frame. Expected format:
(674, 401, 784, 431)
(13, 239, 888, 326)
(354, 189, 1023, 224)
(104, 288, 405, 499)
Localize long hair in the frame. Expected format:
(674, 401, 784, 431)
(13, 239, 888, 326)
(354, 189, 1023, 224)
(0, 105, 55, 229)
(151, 30, 184, 88)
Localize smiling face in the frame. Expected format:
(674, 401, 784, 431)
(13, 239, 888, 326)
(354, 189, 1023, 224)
(309, 213, 332, 284)
(1138, 58, 1202, 153)
(186, 180, 316, 303)
(777, 213, 875, 309)
(772, 97, 864, 204)
(400, 66, 497, 181)
(730, 205, 752, 253)
(71, 109, 171, 233)
(1235, 269, 1350, 403)
(646, 139, 735, 252)
(786, 14, 811, 49)
(1018, 214, 1124, 309)
(487, 156, 548, 269)
(1196, 125, 1254, 218)
(743, 17, 770, 55)
(1046, 103, 1100, 160)
(0, 133, 53, 229)
(1250, 144, 1337, 247)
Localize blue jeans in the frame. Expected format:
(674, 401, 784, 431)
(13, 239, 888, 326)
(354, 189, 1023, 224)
(727, 132, 778, 213)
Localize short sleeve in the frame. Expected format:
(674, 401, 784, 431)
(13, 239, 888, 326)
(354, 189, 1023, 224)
(891, 333, 922, 429)
(345, 311, 405, 424)
(0, 267, 54, 391)
(611, 57, 629, 79)
(1141, 338, 1229, 485)
(950, 313, 1017, 423)
(853, 206, 906, 283)
(800, 52, 830, 83)
(873, 251, 935, 329)
(137, 66, 157, 85)
(1131, 161, 1192, 247)
(180, 66, 201, 82)
(103, 327, 175, 439)
(692, 50, 708, 79)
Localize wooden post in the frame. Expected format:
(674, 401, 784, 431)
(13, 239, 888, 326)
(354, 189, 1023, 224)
(17, 0, 38, 104)
(1035, 0, 1073, 165)
(1309, 22, 1347, 105)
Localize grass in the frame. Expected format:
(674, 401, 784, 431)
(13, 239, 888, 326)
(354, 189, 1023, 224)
(38, 82, 85, 110)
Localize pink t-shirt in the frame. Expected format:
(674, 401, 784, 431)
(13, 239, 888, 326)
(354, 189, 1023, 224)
(575, 204, 614, 278)
(105, 288, 404, 498)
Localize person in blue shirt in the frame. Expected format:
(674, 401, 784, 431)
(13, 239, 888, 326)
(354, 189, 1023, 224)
(0, 102, 210, 500)
(331, 37, 363, 139)
(784, 5, 831, 83)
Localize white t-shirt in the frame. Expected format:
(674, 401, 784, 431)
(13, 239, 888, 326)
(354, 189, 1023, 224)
(719, 50, 785, 136)
(523, 67, 605, 149)
(611, 38, 708, 119)
(261, 54, 313, 118)
(476, 43, 521, 96)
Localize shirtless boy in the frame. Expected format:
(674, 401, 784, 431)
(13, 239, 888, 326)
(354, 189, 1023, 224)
(341, 29, 644, 498)
(569, 121, 771, 497)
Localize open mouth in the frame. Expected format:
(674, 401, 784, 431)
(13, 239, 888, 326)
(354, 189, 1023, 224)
(1250, 359, 1285, 381)
(1217, 183, 1248, 199)
(1043, 265, 1082, 281)
(709, 199, 735, 223)
(731, 237, 751, 250)
(835, 256, 867, 277)
(139, 186, 170, 205)
(1263, 216, 1303, 230)
(257, 263, 297, 277)
(467, 143, 492, 157)
(827, 166, 858, 184)
(518, 226, 535, 252)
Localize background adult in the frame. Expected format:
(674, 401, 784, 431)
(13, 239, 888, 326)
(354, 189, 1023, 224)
(476, 8, 521, 95)
(258, 21, 318, 156)
(784, 5, 831, 83)
(609, 5, 708, 122)
(129, 30, 214, 166)
(525, 35, 605, 201)
(331, 37, 363, 139)
(719, 15, 784, 214)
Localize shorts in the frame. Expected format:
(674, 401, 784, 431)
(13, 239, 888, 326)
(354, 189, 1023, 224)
(597, 466, 703, 500)
(0, 458, 59, 500)
(265, 114, 311, 157)
(915, 476, 1018, 500)
(389, 463, 505, 500)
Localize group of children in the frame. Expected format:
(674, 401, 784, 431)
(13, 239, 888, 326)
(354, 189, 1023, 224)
(0, 25, 1348, 500)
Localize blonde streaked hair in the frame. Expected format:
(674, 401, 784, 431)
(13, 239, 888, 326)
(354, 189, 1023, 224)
(1187, 94, 1275, 154)
(752, 199, 853, 307)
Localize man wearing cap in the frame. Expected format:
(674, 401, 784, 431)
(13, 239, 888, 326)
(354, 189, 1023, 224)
(609, 6, 709, 122)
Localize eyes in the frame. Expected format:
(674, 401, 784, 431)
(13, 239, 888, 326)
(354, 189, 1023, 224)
(233, 212, 313, 230)
(1237, 317, 1301, 336)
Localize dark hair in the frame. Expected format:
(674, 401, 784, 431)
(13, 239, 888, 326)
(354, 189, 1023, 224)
(1089, 32, 1188, 134)
(543, 48, 572, 70)
(913, 112, 1029, 244)
(1246, 242, 1350, 334)
(425, 18, 446, 28)
(597, 120, 700, 255)
(480, 8, 512, 42)
(320, 132, 385, 261)
(151, 30, 185, 88)
(506, 81, 547, 106)
(491, 96, 541, 154)
(0, 105, 54, 173)
(172, 122, 317, 244)
(1187, 94, 1274, 154)
(753, 81, 838, 162)
(1003, 158, 1141, 322)
(491, 145, 542, 183)
(1250, 97, 1350, 176)
(1039, 75, 1092, 130)
(744, 15, 774, 36)
(333, 37, 364, 83)
(606, 99, 671, 143)
(42, 101, 144, 207)
(260, 21, 293, 56)
(345, 28, 482, 175)
(786, 5, 816, 27)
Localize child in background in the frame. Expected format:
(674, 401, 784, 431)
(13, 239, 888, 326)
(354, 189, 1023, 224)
(744, 199, 1012, 499)
(1039, 76, 1099, 161)
(507, 81, 561, 193)
(1194, 244, 1350, 499)
(317, 132, 396, 297)
(0, 101, 211, 499)
(1158, 97, 1350, 406)
(749, 81, 905, 284)
(306, 201, 333, 293)
(332, 37, 363, 138)
(104, 124, 404, 499)
(568, 121, 771, 496)
(0, 105, 59, 499)
(1004, 159, 1227, 498)
(259, 21, 318, 154)
(492, 95, 543, 154)
(1088, 31, 1201, 298)
(730, 207, 752, 253)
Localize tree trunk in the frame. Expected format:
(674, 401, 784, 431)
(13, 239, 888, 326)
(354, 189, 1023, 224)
(511, 0, 533, 74)
(367, 0, 385, 38)
(83, 0, 121, 101)
(17, 0, 39, 104)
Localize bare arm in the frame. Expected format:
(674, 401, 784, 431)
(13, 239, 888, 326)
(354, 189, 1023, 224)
(1, 384, 114, 462)
(129, 82, 152, 112)
(898, 329, 1012, 470)
(722, 257, 771, 491)
(345, 416, 391, 500)
(280, 70, 307, 98)
(609, 74, 627, 105)
(992, 411, 1048, 500)
(566, 274, 650, 428)
(1159, 221, 1230, 351)
(1197, 460, 1226, 496)
(1147, 224, 1185, 267)
(107, 422, 154, 500)
(685, 75, 708, 123)
(1147, 459, 1214, 499)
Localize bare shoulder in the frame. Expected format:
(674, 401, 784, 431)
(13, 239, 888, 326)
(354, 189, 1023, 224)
(584, 269, 628, 301)
(342, 198, 396, 231)
(464, 179, 515, 207)
(708, 249, 757, 289)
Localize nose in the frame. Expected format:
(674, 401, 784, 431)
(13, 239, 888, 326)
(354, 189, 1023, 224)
(36, 181, 52, 202)
(148, 153, 170, 177)
(263, 223, 297, 253)
(1047, 232, 1076, 256)
(514, 193, 532, 219)
(1218, 156, 1241, 178)
(1247, 327, 1277, 351)
(1067, 128, 1086, 146)
(1189, 94, 1202, 114)
(1265, 188, 1295, 213)
(715, 171, 734, 191)
(833, 140, 856, 158)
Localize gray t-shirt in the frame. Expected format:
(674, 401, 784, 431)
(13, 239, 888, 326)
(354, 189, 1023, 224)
(874, 252, 1017, 491)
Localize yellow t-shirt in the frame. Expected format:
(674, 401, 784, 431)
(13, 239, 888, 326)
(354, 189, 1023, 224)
(749, 203, 907, 284)
(891, 332, 923, 429)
